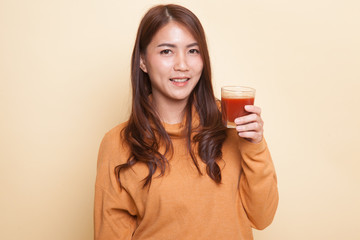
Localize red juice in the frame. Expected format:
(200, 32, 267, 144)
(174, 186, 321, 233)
(221, 97, 254, 126)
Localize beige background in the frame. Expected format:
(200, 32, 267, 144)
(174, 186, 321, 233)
(1, 0, 360, 239)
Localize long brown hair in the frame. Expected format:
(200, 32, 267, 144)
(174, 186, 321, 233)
(115, 4, 227, 187)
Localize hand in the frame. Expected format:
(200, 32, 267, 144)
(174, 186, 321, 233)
(234, 105, 264, 143)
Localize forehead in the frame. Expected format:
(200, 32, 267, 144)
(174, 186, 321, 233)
(150, 21, 197, 44)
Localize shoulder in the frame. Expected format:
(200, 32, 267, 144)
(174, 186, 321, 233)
(98, 121, 130, 167)
(96, 121, 131, 191)
(105, 121, 128, 137)
(101, 121, 128, 147)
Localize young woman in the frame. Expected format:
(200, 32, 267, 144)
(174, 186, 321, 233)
(94, 4, 278, 240)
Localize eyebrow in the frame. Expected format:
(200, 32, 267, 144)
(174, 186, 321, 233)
(156, 42, 199, 48)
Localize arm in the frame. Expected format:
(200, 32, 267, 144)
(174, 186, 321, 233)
(235, 105, 279, 229)
(94, 132, 137, 240)
(94, 186, 137, 239)
(238, 137, 278, 230)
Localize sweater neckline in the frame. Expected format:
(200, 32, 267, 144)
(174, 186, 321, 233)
(147, 94, 199, 138)
(162, 117, 187, 138)
(162, 108, 200, 138)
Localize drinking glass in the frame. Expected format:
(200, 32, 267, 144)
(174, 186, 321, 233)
(221, 86, 256, 128)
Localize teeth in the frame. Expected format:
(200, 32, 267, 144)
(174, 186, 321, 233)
(171, 78, 189, 82)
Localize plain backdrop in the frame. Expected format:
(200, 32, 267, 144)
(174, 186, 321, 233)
(1, 0, 360, 239)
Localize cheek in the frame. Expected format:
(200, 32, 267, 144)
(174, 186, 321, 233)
(190, 58, 204, 75)
(160, 59, 174, 69)
(148, 57, 174, 76)
(198, 62, 204, 73)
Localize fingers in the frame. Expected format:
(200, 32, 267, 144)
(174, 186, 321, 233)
(234, 105, 264, 144)
(237, 131, 263, 141)
(234, 113, 263, 126)
(245, 105, 261, 115)
(236, 121, 262, 132)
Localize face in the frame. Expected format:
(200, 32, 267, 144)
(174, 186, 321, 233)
(140, 21, 204, 106)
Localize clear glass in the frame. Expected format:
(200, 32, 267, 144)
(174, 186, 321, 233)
(221, 86, 256, 128)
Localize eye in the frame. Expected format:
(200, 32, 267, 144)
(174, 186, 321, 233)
(160, 49, 172, 55)
(189, 49, 200, 54)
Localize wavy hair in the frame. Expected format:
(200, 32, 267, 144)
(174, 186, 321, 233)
(115, 4, 227, 187)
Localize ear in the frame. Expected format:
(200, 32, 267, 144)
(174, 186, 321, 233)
(140, 55, 148, 73)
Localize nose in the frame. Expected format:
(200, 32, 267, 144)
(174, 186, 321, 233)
(173, 52, 189, 71)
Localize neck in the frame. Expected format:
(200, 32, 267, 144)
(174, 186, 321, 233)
(152, 96, 188, 124)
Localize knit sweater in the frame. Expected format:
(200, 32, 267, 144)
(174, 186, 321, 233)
(94, 117, 278, 240)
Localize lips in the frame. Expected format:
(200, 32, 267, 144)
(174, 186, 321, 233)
(170, 78, 190, 83)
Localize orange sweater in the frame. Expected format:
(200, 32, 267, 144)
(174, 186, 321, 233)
(94, 119, 278, 240)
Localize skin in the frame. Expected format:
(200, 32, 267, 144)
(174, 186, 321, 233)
(140, 21, 203, 124)
(235, 105, 264, 143)
(140, 21, 264, 143)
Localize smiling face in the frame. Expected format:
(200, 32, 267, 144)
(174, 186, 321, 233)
(140, 21, 204, 107)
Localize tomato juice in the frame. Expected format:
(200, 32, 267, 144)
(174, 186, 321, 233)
(221, 97, 254, 127)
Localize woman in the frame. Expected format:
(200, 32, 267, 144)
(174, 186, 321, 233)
(94, 4, 278, 240)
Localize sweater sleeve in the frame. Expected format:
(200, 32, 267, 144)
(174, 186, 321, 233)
(238, 137, 279, 230)
(94, 131, 137, 240)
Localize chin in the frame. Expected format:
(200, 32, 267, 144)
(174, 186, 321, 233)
(170, 90, 194, 101)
